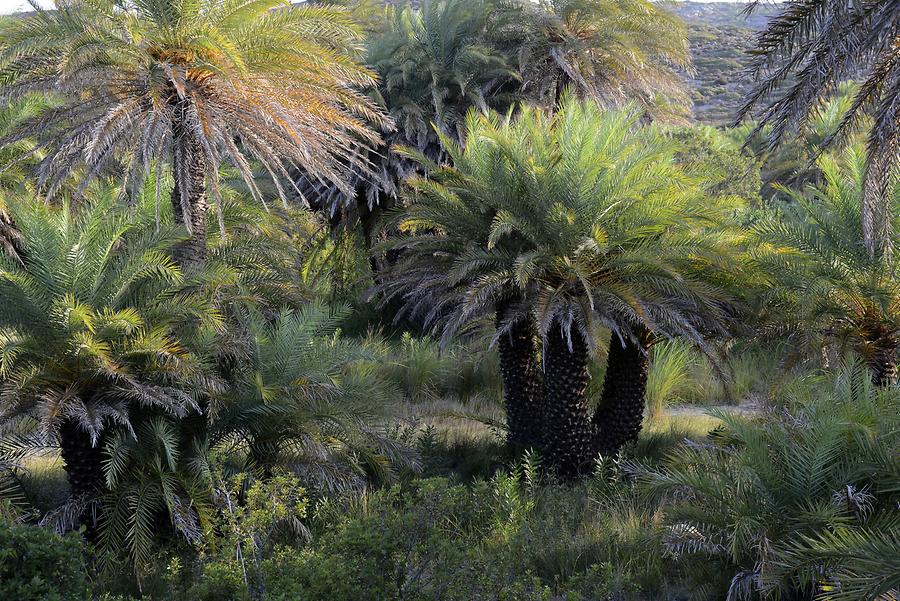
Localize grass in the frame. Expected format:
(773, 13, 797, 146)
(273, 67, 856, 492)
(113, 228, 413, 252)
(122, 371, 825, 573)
(18, 453, 68, 514)
(645, 340, 696, 418)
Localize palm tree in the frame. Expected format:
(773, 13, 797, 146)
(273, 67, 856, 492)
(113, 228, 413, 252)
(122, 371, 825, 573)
(752, 147, 899, 386)
(211, 304, 413, 491)
(516, 0, 691, 117)
(0, 0, 388, 270)
(737, 0, 900, 257)
(378, 111, 545, 449)
(0, 188, 215, 518)
(386, 99, 736, 478)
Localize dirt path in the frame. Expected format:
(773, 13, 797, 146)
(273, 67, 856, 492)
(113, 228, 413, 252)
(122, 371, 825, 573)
(664, 399, 762, 419)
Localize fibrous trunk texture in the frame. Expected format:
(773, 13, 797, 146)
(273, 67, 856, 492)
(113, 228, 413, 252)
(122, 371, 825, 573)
(868, 339, 898, 387)
(58, 418, 106, 533)
(170, 95, 209, 272)
(593, 331, 652, 457)
(496, 305, 544, 449)
(542, 321, 595, 481)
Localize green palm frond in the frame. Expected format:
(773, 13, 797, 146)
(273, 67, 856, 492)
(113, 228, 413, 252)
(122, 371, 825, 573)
(752, 146, 900, 384)
(380, 97, 740, 348)
(632, 363, 900, 600)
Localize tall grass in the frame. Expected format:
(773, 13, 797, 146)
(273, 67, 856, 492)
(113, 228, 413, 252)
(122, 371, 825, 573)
(374, 332, 503, 404)
(645, 340, 696, 418)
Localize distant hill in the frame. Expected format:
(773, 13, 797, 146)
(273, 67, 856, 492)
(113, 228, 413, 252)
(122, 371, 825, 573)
(670, 2, 781, 125)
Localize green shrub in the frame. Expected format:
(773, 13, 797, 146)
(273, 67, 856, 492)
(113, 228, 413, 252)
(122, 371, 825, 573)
(0, 518, 90, 601)
(377, 333, 503, 405)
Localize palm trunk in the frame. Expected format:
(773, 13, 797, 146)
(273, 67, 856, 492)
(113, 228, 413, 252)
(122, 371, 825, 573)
(868, 339, 898, 387)
(593, 330, 652, 457)
(170, 96, 209, 272)
(542, 320, 595, 480)
(59, 419, 105, 499)
(496, 303, 544, 449)
(554, 69, 573, 108)
(58, 419, 106, 534)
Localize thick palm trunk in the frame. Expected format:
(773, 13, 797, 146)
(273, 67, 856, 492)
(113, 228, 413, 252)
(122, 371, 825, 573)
(59, 419, 105, 499)
(58, 419, 106, 534)
(496, 305, 544, 449)
(542, 321, 595, 480)
(593, 330, 652, 457)
(170, 96, 209, 272)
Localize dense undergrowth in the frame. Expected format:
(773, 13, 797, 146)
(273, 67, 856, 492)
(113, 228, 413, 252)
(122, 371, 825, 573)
(3, 366, 898, 601)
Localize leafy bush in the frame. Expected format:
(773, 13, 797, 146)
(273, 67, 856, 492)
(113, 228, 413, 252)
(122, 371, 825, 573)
(0, 518, 90, 601)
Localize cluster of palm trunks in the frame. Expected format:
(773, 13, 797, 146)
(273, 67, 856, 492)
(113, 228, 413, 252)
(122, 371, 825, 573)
(499, 313, 651, 481)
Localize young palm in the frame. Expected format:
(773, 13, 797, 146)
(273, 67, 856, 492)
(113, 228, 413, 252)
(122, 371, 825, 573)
(516, 0, 691, 117)
(0, 0, 388, 270)
(211, 304, 413, 492)
(0, 188, 215, 512)
(753, 147, 900, 385)
(738, 0, 900, 257)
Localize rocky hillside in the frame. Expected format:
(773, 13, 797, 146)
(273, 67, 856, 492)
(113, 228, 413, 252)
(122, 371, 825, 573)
(671, 2, 781, 124)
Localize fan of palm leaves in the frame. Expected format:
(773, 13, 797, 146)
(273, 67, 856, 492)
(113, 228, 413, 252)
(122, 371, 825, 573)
(96, 413, 215, 575)
(211, 303, 416, 493)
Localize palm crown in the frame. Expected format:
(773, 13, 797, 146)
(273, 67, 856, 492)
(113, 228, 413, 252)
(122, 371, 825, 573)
(0, 0, 388, 265)
(0, 187, 216, 501)
(391, 100, 733, 347)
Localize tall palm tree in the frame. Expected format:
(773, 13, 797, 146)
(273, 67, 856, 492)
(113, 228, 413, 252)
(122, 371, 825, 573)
(386, 99, 736, 478)
(0, 0, 388, 270)
(516, 0, 691, 117)
(737, 0, 900, 257)
(303, 0, 520, 261)
(0, 188, 215, 516)
(753, 147, 900, 386)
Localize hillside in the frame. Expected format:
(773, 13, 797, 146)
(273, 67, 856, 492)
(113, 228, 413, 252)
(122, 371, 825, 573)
(671, 1, 780, 124)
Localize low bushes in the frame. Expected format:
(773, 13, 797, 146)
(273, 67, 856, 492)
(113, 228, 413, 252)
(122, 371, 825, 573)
(0, 511, 90, 601)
